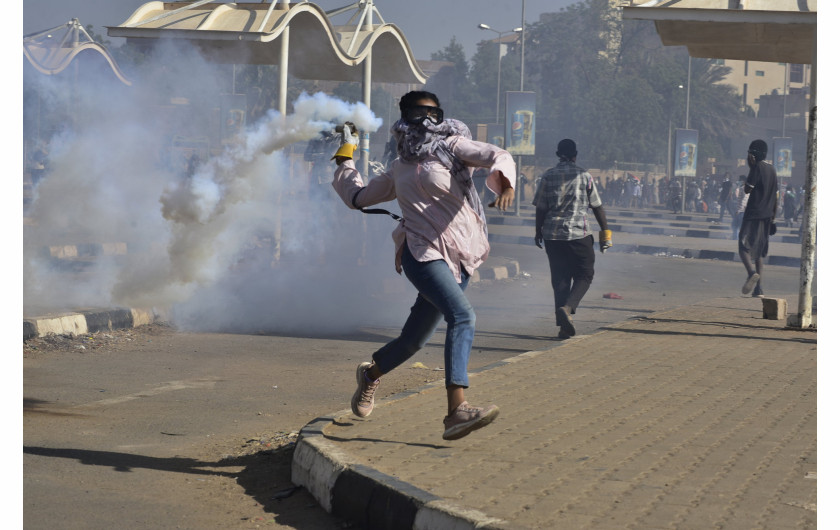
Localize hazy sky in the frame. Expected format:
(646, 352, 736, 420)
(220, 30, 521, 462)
(22, 0, 578, 60)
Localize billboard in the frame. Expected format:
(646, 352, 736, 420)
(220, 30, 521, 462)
(772, 137, 793, 178)
(504, 91, 536, 156)
(673, 128, 699, 178)
(486, 123, 505, 148)
(220, 94, 247, 140)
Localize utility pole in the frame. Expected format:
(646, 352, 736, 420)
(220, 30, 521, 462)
(515, 0, 526, 216)
(788, 35, 817, 329)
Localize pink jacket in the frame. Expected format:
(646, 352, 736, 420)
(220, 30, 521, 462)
(333, 136, 516, 281)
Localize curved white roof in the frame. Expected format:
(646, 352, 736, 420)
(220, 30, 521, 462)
(107, 1, 428, 83)
(24, 19, 132, 85)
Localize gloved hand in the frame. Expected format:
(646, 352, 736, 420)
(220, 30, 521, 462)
(535, 230, 543, 249)
(331, 122, 359, 161)
(769, 220, 777, 235)
(599, 229, 612, 253)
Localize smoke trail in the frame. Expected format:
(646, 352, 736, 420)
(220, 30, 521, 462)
(24, 41, 407, 333)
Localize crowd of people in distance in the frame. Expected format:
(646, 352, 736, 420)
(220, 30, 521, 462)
(596, 172, 805, 228)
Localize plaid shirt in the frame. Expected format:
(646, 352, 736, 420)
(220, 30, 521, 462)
(532, 160, 602, 241)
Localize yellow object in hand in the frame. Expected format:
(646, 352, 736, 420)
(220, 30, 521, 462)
(599, 229, 613, 253)
(331, 142, 357, 160)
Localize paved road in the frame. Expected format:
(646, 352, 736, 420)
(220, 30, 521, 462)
(23, 246, 808, 528)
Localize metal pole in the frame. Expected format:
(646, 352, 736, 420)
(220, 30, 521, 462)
(277, 10, 289, 115)
(782, 63, 788, 137)
(667, 118, 672, 186)
(361, 2, 372, 180)
(495, 34, 502, 123)
(685, 57, 691, 129)
(681, 58, 691, 214)
(789, 34, 817, 329)
(515, 0, 525, 216)
(274, 1, 290, 262)
(519, 0, 525, 92)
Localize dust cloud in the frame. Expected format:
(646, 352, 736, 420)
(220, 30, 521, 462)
(24, 40, 408, 334)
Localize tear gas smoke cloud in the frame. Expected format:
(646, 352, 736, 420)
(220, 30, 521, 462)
(24, 41, 406, 334)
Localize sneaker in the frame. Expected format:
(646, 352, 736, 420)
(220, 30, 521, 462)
(741, 273, 760, 295)
(442, 401, 500, 441)
(557, 307, 576, 337)
(351, 362, 379, 418)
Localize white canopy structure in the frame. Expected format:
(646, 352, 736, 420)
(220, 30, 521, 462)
(24, 18, 132, 85)
(107, 1, 428, 170)
(621, 0, 817, 328)
(108, 1, 426, 83)
(622, 0, 816, 64)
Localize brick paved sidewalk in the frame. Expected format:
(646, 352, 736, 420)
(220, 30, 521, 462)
(293, 296, 816, 529)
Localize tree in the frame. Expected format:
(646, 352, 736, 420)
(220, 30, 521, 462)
(483, 0, 745, 168)
(428, 37, 473, 119)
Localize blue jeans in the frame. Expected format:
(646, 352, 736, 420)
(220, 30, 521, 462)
(372, 246, 475, 388)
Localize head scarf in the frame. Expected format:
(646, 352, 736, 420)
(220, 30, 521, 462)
(390, 117, 487, 235)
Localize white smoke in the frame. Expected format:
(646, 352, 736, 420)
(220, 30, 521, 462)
(24, 41, 406, 333)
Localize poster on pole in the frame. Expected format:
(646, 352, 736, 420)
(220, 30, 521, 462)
(486, 123, 505, 148)
(772, 137, 793, 178)
(504, 91, 536, 155)
(220, 94, 247, 140)
(673, 128, 699, 178)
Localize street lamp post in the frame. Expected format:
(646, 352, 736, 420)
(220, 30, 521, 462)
(516, 0, 526, 216)
(678, 80, 688, 213)
(520, 0, 525, 92)
(478, 23, 521, 124)
(685, 57, 691, 129)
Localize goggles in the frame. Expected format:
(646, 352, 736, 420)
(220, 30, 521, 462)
(402, 105, 444, 125)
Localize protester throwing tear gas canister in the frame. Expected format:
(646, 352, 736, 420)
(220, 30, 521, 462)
(533, 139, 611, 340)
(330, 90, 516, 441)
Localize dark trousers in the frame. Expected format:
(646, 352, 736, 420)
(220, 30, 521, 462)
(544, 236, 595, 323)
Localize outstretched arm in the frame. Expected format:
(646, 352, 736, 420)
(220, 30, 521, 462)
(332, 160, 396, 209)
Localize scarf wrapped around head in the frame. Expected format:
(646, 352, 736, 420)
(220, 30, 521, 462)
(390, 118, 488, 235)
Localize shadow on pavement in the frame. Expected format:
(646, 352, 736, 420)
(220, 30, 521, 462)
(23, 445, 349, 528)
(610, 326, 817, 344)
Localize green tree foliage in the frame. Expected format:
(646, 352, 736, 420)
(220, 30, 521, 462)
(468, 38, 524, 124)
(428, 37, 473, 118)
(444, 0, 745, 169)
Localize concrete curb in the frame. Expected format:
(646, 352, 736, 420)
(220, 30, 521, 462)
(21, 257, 520, 342)
(487, 216, 802, 243)
(474, 259, 520, 282)
(487, 233, 802, 268)
(39, 242, 129, 259)
(23, 307, 168, 341)
(292, 412, 516, 530)
(291, 335, 593, 530)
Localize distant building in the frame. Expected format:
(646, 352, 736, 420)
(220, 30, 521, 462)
(715, 59, 811, 116)
(713, 60, 811, 183)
